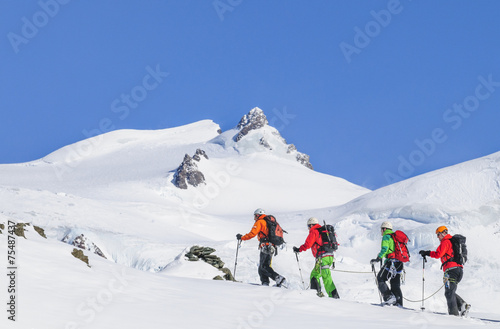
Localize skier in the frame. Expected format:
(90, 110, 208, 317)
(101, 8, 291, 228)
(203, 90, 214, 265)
(419, 226, 470, 316)
(370, 221, 404, 306)
(236, 208, 287, 287)
(293, 217, 339, 298)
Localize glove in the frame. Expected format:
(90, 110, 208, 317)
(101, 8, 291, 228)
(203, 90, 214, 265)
(370, 257, 381, 265)
(419, 250, 430, 257)
(236, 234, 242, 240)
(293, 246, 300, 253)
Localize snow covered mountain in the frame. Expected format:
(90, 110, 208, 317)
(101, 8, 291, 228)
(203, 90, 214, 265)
(1, 108, 499, 328)
(0, 108, 368, 270)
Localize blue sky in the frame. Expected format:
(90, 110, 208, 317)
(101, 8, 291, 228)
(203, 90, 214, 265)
(1, 1, 500, 189)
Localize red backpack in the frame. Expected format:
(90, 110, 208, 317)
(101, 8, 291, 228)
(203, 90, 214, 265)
(390, 230, 410, 262)
(261, 215, 287, 246)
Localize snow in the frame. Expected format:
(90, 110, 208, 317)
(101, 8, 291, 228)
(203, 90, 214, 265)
(1, 114, 500, 328)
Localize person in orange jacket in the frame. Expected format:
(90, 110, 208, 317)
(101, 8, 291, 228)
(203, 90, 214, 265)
(419, 226, 470, 316)
(236, 208, 287, 287)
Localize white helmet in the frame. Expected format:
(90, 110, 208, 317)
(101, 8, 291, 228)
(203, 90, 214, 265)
(254, 208, 266, 216)
(381, 221, 393, 230)
(307, 217, 319, 226)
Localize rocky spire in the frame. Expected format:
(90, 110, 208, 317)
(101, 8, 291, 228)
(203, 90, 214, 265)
(234, 107, 269, 142)
(173, 149, 208, 189)
(233, 107, 314, 170)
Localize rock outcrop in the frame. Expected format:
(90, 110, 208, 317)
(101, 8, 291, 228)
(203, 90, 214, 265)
(0, 222, 47, 238)
(173, 149, 208, 189)
(296, 153, 313, 170)
(62, 233, 107, 259)
(14, 223, 27, 238)
(71, 248, 91, 267)
(185, 245, 235, 281)
(235, 108, 269, 142)
(34, 225, 47, 238)
(234, 108, 314, 170)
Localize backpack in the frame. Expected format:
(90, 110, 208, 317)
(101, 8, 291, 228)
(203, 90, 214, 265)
(443, 234, 467, 267)
(390, 230, 410, 263)
(316, 224, 339, 253)
(261, 215, 287, 246)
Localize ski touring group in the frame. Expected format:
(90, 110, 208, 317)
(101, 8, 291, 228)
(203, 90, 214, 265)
(236, 209, 471, 318)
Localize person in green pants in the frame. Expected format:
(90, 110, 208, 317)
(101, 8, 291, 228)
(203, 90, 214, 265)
(293, 217, 339, 298)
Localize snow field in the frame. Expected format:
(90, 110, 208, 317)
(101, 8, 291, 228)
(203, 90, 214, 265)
(1, 117, 500, 328)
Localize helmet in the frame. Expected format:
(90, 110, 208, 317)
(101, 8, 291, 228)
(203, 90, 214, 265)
(381, 221, 393, 230)
(436, 226, 448, 234)
(307, 217, 319, 226)
(254, 208, 266, 216)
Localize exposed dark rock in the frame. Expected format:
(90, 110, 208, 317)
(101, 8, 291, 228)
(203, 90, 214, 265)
(185, 245, 234, 279)
(296, 153, 313, 170)
(235, 108, 269, 142)
(234, 108, 314, 170)
(221, 267, 235, 281)
(213, 275, 224, 280)
(62, 233, 107, 259)
(173, 152, 207, 189)
(14, 223, 28, 238)
(1, 222, 48, 238)
(71, 248, 90, 267)
(260, 138, 272, 150)
(34, 225, 47, 238)
(186, 254, 199, 261)
(193, 149, 209, 162)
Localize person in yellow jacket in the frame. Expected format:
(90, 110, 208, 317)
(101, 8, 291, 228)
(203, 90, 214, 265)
(237, 208, 287, 287)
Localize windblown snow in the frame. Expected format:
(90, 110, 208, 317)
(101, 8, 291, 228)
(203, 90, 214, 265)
(1, 108, 499, 328)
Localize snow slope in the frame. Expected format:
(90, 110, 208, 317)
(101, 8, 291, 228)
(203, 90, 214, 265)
(0, 110, 368, 272)
(1, 109, 500, 328)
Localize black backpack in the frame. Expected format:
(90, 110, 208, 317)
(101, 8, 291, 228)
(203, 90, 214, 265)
(316, 224, 338, 253)
(261, 215, 287, 246)
(442, 234, 468, 268)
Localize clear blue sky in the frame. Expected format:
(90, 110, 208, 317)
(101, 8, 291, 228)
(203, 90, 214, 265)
(1, 1, 500, 189)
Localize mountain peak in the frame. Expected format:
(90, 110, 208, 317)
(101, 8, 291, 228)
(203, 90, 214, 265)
(235, 107, 268, 141)
(226, 107, 314, 170)
(237, 107, 267, 129)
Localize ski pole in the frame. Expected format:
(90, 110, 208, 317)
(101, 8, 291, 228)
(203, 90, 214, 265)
(295, 252, 306, 290)
(421, 255, 427, 311)
(371, 263, 383, 304)
(234, 239, 241, 280)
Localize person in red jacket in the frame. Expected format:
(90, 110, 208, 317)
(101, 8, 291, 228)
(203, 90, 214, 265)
(419, 226, 470, 316)
(236, 208, 286, 287)
(293, 217, 339, 298)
